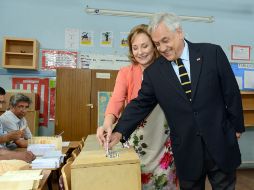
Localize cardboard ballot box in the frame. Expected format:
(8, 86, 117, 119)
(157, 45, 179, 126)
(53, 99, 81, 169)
(71, 135, 141, 190)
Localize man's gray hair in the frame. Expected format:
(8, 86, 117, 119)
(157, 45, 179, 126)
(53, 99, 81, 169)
(148, 13, 182, 34)
(9, 93, 32, 107)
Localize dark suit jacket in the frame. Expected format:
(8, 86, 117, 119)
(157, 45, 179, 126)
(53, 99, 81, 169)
(113, 41, 245, 180)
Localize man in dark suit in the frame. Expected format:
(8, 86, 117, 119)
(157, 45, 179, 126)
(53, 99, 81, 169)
(97, 13, 245, 190)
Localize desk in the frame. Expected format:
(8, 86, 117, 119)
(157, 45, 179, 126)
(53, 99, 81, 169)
(16, 141, 80, 155)
(62, 141, 80, 155)
(15, 141, 79, 189)
(37, 170, 52, 190)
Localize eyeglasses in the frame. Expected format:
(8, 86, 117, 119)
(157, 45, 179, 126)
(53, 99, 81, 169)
(15, 105, 29, 110)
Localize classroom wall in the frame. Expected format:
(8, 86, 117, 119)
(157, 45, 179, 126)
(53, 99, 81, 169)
(0, 0, 253, 167)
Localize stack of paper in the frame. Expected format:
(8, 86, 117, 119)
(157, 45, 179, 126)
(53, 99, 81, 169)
(43, 150, 65, 163)
(31, 157, 61, 169)
(62, 141, 70, 147)
(31, 150, 65, 169)
(0, 170, 43, 190)
(28, 136, 62, 150)
(27, 144, 57, 156)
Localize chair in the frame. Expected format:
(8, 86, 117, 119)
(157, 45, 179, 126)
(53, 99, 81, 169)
(78, 140, 85, 151)
(61, 161, 73, 190)
(66, 156, 74, 163)
(71, 148, 80, 159)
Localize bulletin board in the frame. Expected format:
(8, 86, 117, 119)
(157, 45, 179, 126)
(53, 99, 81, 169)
(97, 91, 112, 127)
(41, 50, 78, 70)
(231, 63, 254, 91)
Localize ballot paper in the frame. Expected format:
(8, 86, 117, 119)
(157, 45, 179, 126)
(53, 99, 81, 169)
(27, 144, 56, 156)
(30, 151, 65, 169)
(31, 157, 61, 169)
(43, 150, 65, 163)
(62, 141, 70, 147)
(28, 136, 62, 151)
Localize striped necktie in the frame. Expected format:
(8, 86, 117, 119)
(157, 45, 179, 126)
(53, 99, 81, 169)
(176, 58, 191, 101)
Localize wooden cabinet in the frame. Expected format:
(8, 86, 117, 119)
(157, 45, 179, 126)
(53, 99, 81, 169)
(25, 111, 39, 136)
(241, 91, 254, 127)
(55, 68, 118, 141)
(55, 68, 92, 141)
(90, 70, 118, 134)
(2, 37, 39, 69)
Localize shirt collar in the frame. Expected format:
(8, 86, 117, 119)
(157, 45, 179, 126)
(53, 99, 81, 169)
(180, 40, 189, 62)
(6, 110, 21, 124)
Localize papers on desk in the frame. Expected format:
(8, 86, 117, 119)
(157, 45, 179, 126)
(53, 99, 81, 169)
(31, 157, 61, 169)
(31, 150, 65, 169)
(28, 136, 62, 151)
(28, 144, 65, 169)
(0, 170, 43, 190)
(27, 144, 57, 156)
(62, 141, 70, 147)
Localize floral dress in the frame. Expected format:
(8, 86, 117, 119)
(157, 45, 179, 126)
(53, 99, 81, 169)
(129, 105, 177, 190)
(105, 65, 177, 190)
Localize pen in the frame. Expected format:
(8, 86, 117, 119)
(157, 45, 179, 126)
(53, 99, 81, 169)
(106, 141, 109, 157)
(19, 125, 27, 131)
(56, 131, 64, 136)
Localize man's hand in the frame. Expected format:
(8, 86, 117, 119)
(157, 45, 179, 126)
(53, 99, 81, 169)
(0, 148, 36, 163)
(16, 151, 36, 163)
(108, 132, 122, 149)
(236, 132, 241, 140)
(96, 125, 112, 148)
(6, 130, 23, 141)
(14, 139, 28, 148)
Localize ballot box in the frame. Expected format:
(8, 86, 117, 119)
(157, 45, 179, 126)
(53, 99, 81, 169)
(71, 135, 141, 190)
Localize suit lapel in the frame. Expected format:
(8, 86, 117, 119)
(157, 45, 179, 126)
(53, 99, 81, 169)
(188, 42, 202, 101)
(159, 56, 188, 100)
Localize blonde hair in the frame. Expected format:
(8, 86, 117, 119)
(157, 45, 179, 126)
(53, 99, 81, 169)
(127, 24, 159, 64)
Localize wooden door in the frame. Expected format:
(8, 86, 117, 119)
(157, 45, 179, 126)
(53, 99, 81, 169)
(90, 70, 118, 133)
(55, 68, 91, 141)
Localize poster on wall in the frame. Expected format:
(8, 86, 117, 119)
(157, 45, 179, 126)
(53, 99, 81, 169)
(231, 63, 254, 90)
(80, 53, 92, 68)
(100, 31, 113, 47)
(12, 78, 49, 127)
(80, 31, 94, 46)
(49, 78, 56, 120)
(79, 53, 130, 70)
(231, 45, 251, 61)
(120, 32, 129, 48)
(41, 50, 78, 70)
(97, 91, 112, 127)
(65, 28, 79, 50)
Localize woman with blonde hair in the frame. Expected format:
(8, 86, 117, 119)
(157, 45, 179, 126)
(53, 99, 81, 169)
(97, 24, 177, 190)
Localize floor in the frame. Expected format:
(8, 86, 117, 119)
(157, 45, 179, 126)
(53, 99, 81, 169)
(205, 169, 254, 190)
